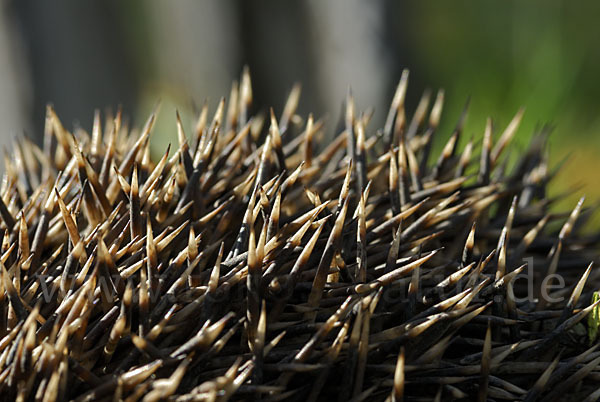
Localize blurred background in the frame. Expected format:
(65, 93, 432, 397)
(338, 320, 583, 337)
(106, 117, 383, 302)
(0, 0, 599, 215)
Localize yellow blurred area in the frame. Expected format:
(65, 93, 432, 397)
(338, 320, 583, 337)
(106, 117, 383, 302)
(552, 142, 600, 229)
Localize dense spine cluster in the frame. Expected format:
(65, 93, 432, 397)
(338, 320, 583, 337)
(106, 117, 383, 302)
(0, 69, 599, 401)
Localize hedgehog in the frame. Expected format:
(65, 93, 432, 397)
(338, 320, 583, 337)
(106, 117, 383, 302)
(0, 67, 598, 402)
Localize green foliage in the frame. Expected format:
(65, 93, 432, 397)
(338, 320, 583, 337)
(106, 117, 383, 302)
(401, 1, 600, 223)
